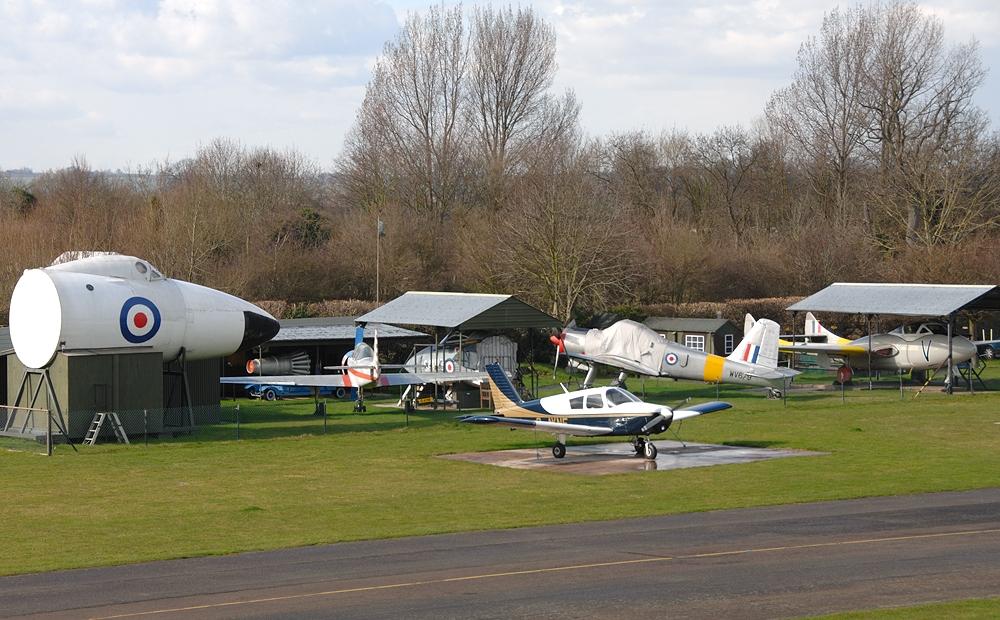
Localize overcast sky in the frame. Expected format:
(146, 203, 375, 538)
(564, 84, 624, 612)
(1, 0, 998, 171)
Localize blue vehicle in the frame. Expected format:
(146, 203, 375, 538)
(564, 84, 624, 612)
(979, 341, 1000, 360)
(245, 384, 347, 401)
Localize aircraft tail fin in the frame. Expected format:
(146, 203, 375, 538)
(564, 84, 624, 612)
(727, 317, 781, 369)
(743, 313, 756, 336)
(804, 312, 851, 344)
(485, 363, 523, 412)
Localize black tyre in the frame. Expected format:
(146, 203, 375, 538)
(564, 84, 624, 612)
(263, 389, 277, 402)
(643, 441, 658, 460)
(552, 443, 566, 459)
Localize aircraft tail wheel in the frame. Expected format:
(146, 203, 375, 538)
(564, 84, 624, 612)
(552, 443, 566, 459)
(643, 441, 657, 460)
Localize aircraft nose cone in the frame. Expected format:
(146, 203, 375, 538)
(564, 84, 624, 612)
(239, 311, 280, 351)
(956, 338, 978, 363)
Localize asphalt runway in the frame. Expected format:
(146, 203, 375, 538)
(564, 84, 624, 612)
(3, 489, 999, 619)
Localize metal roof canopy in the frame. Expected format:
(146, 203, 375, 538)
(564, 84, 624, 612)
(270, 318, 425, 344)
(787, 283, 1000, 317)
(356, 292, 561, 330)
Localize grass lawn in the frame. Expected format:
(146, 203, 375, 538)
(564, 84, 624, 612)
(0, 363, 998, 576)
(816, 596, 1000, 618)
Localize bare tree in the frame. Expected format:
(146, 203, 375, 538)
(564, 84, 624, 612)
(350, 5, 470, 220)
(474, 133, 636, 323)
(468, 5, 557, 200)
(692, 125, 761, 239)
(766, 5, 870, 222)
(860, 2, 988, 246)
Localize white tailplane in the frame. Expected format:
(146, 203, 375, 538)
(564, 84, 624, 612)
(804, 312, 851, 344)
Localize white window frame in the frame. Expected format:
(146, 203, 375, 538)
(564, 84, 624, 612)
(724, 333, 734, 355)
(685, 334, 705, 352)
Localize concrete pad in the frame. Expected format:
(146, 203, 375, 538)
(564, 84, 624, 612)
(441, 440, 825, 475)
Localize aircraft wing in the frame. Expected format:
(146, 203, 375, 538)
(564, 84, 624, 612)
(220, 371, 487, 388)
(672, 400, 733, 422)
(374, 371, 487, 386)
(779, 342, 867, 355)
(458, 415, 610, 436)
(220, 374, 350, 387)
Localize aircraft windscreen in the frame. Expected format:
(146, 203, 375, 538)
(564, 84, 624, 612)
(354, 343, 374, 360)
(606, 388, 639, 406)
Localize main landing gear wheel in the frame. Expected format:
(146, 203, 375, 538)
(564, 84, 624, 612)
(643, 441, 658, 460)
(552, 443, 566, 459)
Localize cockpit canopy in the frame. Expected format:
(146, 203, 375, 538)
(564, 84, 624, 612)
(889, 322, 949, 336)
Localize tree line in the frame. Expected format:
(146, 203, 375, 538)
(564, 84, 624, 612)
(2, 2, 999, 325)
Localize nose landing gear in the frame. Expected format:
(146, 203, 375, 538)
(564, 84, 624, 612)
(632, 437, 657, 460)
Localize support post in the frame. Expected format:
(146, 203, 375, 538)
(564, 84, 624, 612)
(867, 314, 873, 391)
(946, 313, 954, 395)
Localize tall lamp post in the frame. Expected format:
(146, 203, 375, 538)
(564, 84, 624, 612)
(376, 217, 385, 304)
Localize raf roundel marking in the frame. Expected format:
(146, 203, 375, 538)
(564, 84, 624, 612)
(120, 296, 161, 344)
(444, 358, 456, 373)
(664, 352, 679, 366)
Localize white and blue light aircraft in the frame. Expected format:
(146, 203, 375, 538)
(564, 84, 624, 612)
(460, 364, 732, 460)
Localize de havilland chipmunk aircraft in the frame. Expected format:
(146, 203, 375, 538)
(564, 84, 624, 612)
(460, 364, 732, 460)
(221, 330, 486, 411)
(550, 316, 799, 396)
(774, 312, 978, 381)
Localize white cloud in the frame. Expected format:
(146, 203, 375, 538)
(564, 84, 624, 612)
(0, 0, 998, 170)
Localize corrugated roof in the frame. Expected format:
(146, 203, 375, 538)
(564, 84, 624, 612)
(270, 318, 425, 344)
(644, 317, 735, 333)
(787, 283, 1000, 316)
(357, 292, 561, 330)
(0, 326, 11, 356)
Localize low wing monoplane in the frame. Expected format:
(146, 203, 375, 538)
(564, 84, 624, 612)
(460, 364, 732, 460)
(550, 316, 798, 396)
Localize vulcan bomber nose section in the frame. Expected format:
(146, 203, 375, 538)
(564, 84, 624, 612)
(240, 311, 280, 351)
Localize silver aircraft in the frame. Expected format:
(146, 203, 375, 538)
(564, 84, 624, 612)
(221, 331, 485, 411)
(460, 364, 732, 460)
(550, 317, 798, 395)
(778, 312, 978, 380)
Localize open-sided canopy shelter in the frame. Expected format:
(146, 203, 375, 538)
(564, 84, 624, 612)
(787, 283, 1000, 392)
(357, 292, 561, 331)
(787, 283, 1000, 316)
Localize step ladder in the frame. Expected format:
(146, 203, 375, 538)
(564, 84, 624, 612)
(84, 412, 130, 446)
(479, 382, 492, 411)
